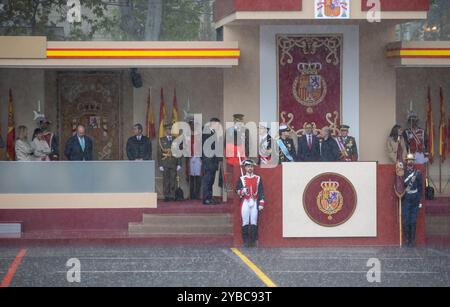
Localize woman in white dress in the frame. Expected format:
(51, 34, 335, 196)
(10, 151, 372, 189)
(31, 128, 51, 161)
(15, 125, 35, 161)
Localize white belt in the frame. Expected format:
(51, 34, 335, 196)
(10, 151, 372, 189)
(407, 189, 418, 194)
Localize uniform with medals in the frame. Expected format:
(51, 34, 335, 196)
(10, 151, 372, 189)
(236, 160, 265, 247)
(336, 125, 358, 162)
(158, 123, 181, 201)
(277, 125, 297, 164)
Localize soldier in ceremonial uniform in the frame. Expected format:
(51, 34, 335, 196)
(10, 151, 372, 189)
(402, 153, 423, 247)
(336, 125, 358, 161)
(158, 123, 182, 201)
(202, 118, 222, 205)
(405, 113, 428, 164)
(236, 159, 265, 247)
(225, 114, 250, 167)
(277, 124, 297, 163)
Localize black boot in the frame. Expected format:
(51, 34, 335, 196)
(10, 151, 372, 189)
(242, 226, 250, 247)
(410, 224, 417, 247)
(249, 225, 258, 248)
(403, 223, 410, 247)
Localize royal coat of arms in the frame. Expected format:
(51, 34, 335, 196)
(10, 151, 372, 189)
(292, 62, 327, 114)
(315, 0, 350, 19)
(316, 180, 344, 220)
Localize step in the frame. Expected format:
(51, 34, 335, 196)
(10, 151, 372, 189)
(142, 213, 231, 226)
(128, 223, 232, 235)
(426, 215, 450, 235)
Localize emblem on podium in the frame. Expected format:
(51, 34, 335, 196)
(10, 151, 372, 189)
(303, 173, 357, 227)
(316, 180, 344, 220)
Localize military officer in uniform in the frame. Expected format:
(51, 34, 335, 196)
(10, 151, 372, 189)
(236, 159, 265, 247)
(225, 114, 250, 167)
(158, 123, 181, 201)
(336, 125, 358, 161)
(402, 153, 423, 247)
(277, 124, 297, 164)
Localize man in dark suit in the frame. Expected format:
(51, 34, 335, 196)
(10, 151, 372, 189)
(126, 123, 152, 160)
(64, 124, 94, 161)
(297, 123, 320, 162)
(202, 118, 222, 205)
(319, 126, 340, 162)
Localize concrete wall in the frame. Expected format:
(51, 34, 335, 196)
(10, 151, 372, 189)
(359, 22, 397, 163)
(397, 68, 450, 196)
(223, 25, 260, 125)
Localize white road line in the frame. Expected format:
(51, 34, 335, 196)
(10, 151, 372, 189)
(271, 271, 439, 274)
(55, 270, 216, 273)
(281, 257, 424, 260)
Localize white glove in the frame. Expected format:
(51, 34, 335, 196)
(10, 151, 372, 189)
(258, 206, 264, 211)
(241, 188, 249, 196)
(176, 165, 181, 172)
(419, 203, 423, 209)
(159, 166, 164, 172)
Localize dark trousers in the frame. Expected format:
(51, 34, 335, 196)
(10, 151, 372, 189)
(189, 176, 202, 199)
(402, 194, 420, 246)
(163, 167, 177, 199)
(202, 169, 216, 201)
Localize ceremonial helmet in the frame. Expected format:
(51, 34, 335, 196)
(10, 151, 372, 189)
(405, 153, 415, 161)
(241, 159, 256, 166)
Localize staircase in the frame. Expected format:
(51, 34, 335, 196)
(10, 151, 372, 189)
(129, 213, 232, 236)
(426, 197, 450, 247)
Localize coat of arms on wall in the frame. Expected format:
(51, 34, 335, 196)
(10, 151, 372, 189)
(315, 0, 350, 19)
(303, 173, 356, 227)
(58, 72, 122, 160)
(278, 34, 342, 136)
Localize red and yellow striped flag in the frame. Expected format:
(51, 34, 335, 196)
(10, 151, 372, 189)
(145, 88, 156, 139)
(439, 87, 447, 162)
(426, 86, 435, 164)
(172, 88, 180, 136)
(6, 89, 15, 161)
(158, 88, 167, 139)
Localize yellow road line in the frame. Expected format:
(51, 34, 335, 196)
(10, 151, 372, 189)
(231, 248, 277, 287)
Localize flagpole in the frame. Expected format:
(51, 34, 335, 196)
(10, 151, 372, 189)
(399, 198, 402, 247)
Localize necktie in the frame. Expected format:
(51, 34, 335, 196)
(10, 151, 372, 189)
(308, 135, 312, 150)
(79, 137, 85, 151)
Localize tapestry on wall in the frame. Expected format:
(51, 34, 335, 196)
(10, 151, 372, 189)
(277, 34, 342, 135)
(58, 72, 122, 160)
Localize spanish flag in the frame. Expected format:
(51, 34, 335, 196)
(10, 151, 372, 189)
(145, 88, 156, 139)
(426, 86, 435, 164)
(439, 87, 447, 162)
(172, 88, 180, 136)
(158, 88, 167, 139)
(6, 89, 15, 161)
